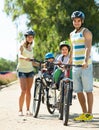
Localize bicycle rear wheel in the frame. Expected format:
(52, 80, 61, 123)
(32, 78, 42, 118)
(46, 88, 56, 114)
(63, 82, 71, 126)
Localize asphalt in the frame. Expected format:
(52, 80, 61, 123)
(0, 80, 99, 130)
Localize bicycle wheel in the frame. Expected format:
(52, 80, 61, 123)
(63, 82, 71, 126)
(59, 81, 64, 120)
(32, 78, 42, 118)
(46, 88, 56, 114)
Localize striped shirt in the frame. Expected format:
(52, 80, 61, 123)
(70, 28, 91, 65)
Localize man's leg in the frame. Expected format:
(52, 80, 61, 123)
(77, 92, 87, 113)
(86, 92, 93, 114)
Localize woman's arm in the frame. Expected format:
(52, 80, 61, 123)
(18, 45, 30, 61)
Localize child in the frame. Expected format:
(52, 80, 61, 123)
(44, 52, 55, 73)
(41, 52, 55, 86)
(53, 40, 71, 89)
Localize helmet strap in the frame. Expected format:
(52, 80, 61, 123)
(75, 26, 82, 33)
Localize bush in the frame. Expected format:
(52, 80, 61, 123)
(0, 72, 17, 85)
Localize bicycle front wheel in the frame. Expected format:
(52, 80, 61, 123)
(59, 81, 64, 120)
(32, 78, 42, 118)
(46, 88, 56, 114)
(63, 82, 71, 126)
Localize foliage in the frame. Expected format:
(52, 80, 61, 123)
(0, 58, 17, 71)
(4, 0, 99, 60)
(0, 72, 17, 85)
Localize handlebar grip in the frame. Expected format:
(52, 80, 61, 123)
(75, 65, 82, 67)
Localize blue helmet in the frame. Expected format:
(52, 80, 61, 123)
(71, 11, 85, 20)
(45, 52, 54, 59)
(24, 29, 35, 37)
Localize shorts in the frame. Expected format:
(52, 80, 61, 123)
(17, 71, 34, 78)
(72, 64, 93, 93)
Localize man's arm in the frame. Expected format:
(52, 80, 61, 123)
(83, 29, 92, 68)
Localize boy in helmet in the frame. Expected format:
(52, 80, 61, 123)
(70, 11, 93, 121)
(53, 41, 71, 89)
(44, 52, 55, 73)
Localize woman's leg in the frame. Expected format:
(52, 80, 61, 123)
(19, 78, 27, 112)
(26, 77, 33, 111)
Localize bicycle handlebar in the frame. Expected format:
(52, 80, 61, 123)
(30, 58, 47, 64)
(30, 59, 82, 68)
(53, 62, 82, 68)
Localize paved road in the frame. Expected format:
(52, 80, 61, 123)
(0, 81, 99, 130)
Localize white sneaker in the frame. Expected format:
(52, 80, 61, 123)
(18, 111, 23, 116)
(26, 111, 32, 116)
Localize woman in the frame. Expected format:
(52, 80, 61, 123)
(17, 29, 35, 116)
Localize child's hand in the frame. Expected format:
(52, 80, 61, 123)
(57, 61, 62, 65)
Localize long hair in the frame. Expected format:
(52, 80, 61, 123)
(21, 40, 33, 48)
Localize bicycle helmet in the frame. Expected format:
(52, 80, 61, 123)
(71, 11, 85, 20)
(24, 29, 35, 37)
(45, 52, 54, 59)
(59, 41, 70, 52)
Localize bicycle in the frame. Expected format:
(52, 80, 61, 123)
(30, 59, 57, 118)
(58, 64, 82, 126)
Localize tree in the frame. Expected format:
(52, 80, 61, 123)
(0, 58, 17, 71)
(4, 0, 99, 59)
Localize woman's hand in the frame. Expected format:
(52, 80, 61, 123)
(24, 57, 31, 61)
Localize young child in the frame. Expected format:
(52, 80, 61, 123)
(53, 40, 71, 89)
(44, 52, 55, 73)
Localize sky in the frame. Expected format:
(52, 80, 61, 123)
(0, 0, 27, 61)
(0, 0, 99, 61)
(0, 1, 17, 61)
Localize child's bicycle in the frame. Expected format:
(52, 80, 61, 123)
(58, 64, 82, 126)
(30, 59, 58, 117)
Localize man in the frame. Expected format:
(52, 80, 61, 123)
(70, 11, 93, 121)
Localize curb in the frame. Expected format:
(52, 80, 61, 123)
(0, 80, 18, 90)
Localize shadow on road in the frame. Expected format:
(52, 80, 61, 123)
(34, 112, 99, 128)
(68, 113, 99, 128)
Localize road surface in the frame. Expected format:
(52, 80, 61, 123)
(0, 81, 99, 130)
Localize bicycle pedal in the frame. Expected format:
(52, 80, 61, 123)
(72, 95, 76, 99)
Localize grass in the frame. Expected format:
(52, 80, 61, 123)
(0, 72, 17, 85)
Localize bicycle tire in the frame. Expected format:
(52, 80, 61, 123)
(59, 81, 64, 120)
(32, 78, 42, 118)
(46, 88, 56, 114)
(63, 82, 71, 126)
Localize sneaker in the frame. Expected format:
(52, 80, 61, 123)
(74, 113, 93, 121)
(18, 111, 23, 116)
(74, 113, 85, 121)
(82, 113, 93, 121)
(26, 111, 32, 116)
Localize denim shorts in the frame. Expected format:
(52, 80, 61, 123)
(17, 71, 34, 78)
(72, 64, 93, 93)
